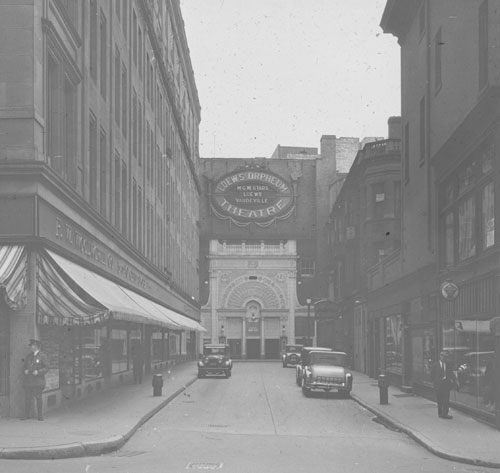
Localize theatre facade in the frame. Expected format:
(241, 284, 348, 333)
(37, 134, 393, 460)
(199, 147, 340, 359)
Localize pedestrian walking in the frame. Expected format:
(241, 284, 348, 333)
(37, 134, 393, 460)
(431, 350, 458, 419)
(132, 343, 144, 384)
(22, 339, 49, 420)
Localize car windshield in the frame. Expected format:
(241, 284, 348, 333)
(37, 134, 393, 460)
(310, 352, 346, 367)
(286, 346, 301, 353)
(204, 347, 226, 356)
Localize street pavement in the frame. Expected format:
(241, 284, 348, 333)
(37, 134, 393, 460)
(0, 362, 499, 468)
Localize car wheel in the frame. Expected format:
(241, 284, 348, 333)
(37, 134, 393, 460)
(296, 374, 301, 386)
(225, 370, 230, 378)
(340, 390, 351, 398)
(302, 384, 311, 397)
(198, 372, 204, 378)
(283, 362, 287, 368)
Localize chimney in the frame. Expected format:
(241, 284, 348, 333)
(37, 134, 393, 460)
(388, 116, 402, 140)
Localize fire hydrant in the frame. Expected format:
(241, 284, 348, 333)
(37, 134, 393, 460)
(152, 373, 163, 396)
(378, 373, 389, 405)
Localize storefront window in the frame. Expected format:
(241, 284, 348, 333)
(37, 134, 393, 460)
(482, 182, 494, 249)
(81, 326, 107, 380)
(443, 319, 495, 412)
(110, 328, 128, 373)
(385, 315, 402, 375)
(444, 212, 454, 265)
(152, 330, 163, 362)
(411, 326, 436, 385)
(458, 197, 476, 260)
(169, 332, 179, 356)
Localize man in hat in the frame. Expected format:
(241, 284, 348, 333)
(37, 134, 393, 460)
(431, 350, 458, 419)
(22, 339, 49, 420)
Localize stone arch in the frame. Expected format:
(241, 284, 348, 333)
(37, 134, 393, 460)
(222, 275, 286, 309)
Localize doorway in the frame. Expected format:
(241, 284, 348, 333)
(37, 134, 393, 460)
(246, 339, 260, 359)
(265, 339, 280, 359)
(228, 339, 242, 359)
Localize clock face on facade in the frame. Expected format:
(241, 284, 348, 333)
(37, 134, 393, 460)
(211, 168, 295, 226)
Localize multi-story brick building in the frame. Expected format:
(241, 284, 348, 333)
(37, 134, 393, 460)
(329, 118, 402, 369)
(381, 0, 500, 423)
(0, 0, 204, 417)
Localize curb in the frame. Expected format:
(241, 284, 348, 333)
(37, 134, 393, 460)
(0, 376, 198, 460)
(350, 393, 500, 470)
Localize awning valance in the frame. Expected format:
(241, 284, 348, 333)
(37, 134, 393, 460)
(0, 245, 27, 310)
(43, 250, 205, 332)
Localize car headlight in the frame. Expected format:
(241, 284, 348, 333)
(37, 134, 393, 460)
(198, 361, 204, 367)
(224, 360, 230, 366)
(305, 369, 312, 379)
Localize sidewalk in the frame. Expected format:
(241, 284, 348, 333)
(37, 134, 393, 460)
(1, 363, 499, 466)
(0, 361, 198, 460)
(350, 370, 500, 469)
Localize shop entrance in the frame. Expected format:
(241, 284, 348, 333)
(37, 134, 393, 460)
(265, 339, 280, 359)
(246, 339, 260, 359)
(228, 339, 242, 359)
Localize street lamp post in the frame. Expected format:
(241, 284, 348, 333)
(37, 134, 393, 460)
(306, 298, 312, 346)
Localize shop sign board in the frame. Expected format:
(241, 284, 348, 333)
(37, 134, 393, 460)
(211, 168, 295, 226)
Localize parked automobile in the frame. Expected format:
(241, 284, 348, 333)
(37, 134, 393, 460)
(282, 344, 303, 367)
(296, 346, 332, 386)
(457, 351, 494, 394)
(198, 344, 232, 378)
(301, 350, 353, 397)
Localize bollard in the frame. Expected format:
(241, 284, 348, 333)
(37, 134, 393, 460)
(378, 373, 389, 405)
(152, 373, 163, 396)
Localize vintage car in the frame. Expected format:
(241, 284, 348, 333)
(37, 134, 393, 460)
(198, 344, 232, 378)
(282, 344, 303, 367)
(301, 350, 353, 397)
(296, 346, 332, 386)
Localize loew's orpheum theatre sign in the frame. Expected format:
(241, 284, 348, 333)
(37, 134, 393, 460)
(211, 168, 295, 227)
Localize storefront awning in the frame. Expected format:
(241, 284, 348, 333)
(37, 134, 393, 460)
(38, 251, 109, 325)
(44, 250, 205, 332)
(0, 245, 27, 310)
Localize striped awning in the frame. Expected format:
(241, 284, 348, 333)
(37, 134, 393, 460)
(37, 251, 109, 325)
(0, 245, 27, 310)
(42, 250, 205, 332)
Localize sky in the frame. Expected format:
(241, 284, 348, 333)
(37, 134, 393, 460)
(179, 0, 401, 159)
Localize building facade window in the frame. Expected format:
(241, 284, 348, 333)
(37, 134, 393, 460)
(99, 129, 107, 217)
(99, 9, 107, 99)
(458, 197, 476, 261)
(114, 152, 121, 229)
(419, 96, 426, 164)
(372, 182, 385, 219)
(434, 27, 442, 92)
(439, 141, 495, 267)
(89, 0, 97, 82)
(114, 46, 120, 126)
(121, 64, 128, 137)
(121, 161, 128, 237)
(479, 0, 488, 91)
(47, 50, 78, 187)
(89, 114, 98, 208)
(482, 181, 495, 249)
(300, 258, 315, 277)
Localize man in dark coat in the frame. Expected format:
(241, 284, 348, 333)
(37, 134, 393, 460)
(431, 350, 458, 419)
(22, 339, 49, 420)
